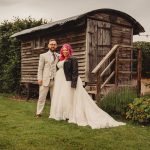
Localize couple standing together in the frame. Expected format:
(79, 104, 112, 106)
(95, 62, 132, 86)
(36, 39, 125, 129)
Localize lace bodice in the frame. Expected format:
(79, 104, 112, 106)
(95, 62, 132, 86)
(57, 60, 65, 69)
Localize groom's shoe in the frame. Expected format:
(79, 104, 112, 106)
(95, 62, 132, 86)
(35, 114, 42, 118)
(66, 118, 69, 121)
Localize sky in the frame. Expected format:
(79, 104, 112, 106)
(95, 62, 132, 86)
(0, 0, 149, 42)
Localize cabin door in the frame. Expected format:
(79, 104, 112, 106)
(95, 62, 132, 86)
(87, 18, 111, 82)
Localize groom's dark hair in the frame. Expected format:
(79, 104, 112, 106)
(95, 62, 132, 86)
(49, 39, 57, 43)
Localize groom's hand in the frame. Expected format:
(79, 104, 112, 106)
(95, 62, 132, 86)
(38, 80, 42, 86)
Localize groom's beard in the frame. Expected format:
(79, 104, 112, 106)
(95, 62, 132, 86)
(49, 49, 56, 53)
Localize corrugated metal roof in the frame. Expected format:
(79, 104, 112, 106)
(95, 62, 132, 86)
(11, 14, 83, 37)
(11, 8, 145, 37)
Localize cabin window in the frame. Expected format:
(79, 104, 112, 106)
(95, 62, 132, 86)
(33, 37, 45, 49)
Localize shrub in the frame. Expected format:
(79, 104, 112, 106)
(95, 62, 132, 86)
(0, 17, 47, 93)
(98, 87, 137, 116)
(126, 97, 150, 123)
(133, 41, 150, 78)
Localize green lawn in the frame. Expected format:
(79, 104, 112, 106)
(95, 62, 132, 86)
(0, 94, 150, 150)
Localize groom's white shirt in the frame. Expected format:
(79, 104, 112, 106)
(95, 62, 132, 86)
(37, 50, 59, 86)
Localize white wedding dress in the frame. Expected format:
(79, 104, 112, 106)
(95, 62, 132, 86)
(49, 60, 126, 129)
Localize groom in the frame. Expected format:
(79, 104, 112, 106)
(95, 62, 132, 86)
(36, 39, 59, 118)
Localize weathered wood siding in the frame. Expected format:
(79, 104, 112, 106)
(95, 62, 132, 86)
(117, 47, 133, 85)
(86, 13, 133, 83)
(21, 28, 86, 84)
(86, 18, 111, 82)
(88, 13, 133, 45)
(21, 12, 134, 86)
(21, 41, 39, 83)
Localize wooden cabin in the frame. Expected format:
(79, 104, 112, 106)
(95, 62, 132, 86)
(11, 9, 144, 100)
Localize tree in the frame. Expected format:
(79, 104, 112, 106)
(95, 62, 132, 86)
(0, 17, 47, 93)
(133, 41, 150, 78)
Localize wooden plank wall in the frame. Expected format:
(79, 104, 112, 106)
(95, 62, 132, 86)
(111, 24, 132, 46)
(117, 47, 133, 85)
(21, 28, 86, 84)
(88, 13, 133, 47)
(87, 13, 133, 84)
(86, 18, 112, 82)
(21, 41, 44, 83)
(21, 12, 134, 86)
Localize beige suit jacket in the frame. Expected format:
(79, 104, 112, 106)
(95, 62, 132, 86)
(37, 50, 59, 86)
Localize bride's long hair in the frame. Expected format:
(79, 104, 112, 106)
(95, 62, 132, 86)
(59, 44, 73, 61)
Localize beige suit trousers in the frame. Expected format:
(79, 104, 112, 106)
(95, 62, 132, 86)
(36, 80, 54, 115)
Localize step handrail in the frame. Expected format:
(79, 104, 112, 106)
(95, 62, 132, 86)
(92, 44, 119, 74)
(100, 58, 115, 77)
(101, 71, 115, 89)
(91, 44, 133, 100)
(92, 44, 133, 74)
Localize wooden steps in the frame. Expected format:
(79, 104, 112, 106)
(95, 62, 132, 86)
(86, 83, 116, 98)
(87, 45, 139, 100)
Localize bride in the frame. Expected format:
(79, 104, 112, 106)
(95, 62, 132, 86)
(49, 44, 126, 129)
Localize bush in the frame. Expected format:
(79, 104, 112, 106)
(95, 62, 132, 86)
(0, 17, 47, 93)
(133, 41, 150, 78)
(126, 97, 150, 123)
(98, 87, 137, 116)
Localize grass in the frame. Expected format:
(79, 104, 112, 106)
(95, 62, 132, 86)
(0, 94, 150, 150)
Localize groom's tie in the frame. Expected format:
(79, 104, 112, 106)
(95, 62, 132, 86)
(52, 53, 56, 61)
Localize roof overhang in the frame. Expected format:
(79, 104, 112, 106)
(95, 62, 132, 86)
(11, 8, 145, 38)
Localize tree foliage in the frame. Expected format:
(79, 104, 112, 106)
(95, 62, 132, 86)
(133, 41, 150, 78)
(0, 17, 47, 93)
